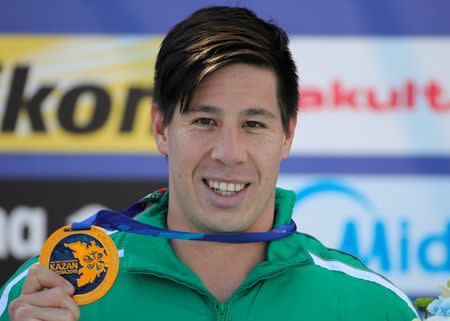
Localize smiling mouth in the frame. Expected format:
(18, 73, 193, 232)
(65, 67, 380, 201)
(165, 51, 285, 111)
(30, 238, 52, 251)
(203, 179, 250, 196)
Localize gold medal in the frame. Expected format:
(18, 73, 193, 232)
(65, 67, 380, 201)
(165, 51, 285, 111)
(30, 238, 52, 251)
(39, 225, 119, 305)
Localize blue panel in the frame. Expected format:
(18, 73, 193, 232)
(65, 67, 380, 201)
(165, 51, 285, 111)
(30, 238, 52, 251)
(0, 154, 168, 180)
(1, 0, 449, 35)
(1, 154, 449, 180)
(280, 155, 450, 175)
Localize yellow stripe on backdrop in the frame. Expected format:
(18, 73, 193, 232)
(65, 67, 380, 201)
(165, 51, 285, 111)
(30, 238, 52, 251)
(0, 35, 164, 153)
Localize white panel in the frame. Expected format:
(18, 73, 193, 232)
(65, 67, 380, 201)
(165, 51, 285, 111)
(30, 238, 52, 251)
(290, 37, 450, 155)
(277, 174, 450, 296)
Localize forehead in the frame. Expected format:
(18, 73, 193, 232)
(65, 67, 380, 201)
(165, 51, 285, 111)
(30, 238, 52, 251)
(189, 63, 279, 115)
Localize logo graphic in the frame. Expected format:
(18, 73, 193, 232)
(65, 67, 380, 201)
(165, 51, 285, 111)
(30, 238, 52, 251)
(64, 240, 108, 287)
(39, 225, 119, 305)
(49, 259, 79, 275)
(292, 179, 450, 276)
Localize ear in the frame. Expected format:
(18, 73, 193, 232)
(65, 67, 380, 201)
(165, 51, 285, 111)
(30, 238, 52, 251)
(281, 115, 297, 159)
(151, 104, 168, 155)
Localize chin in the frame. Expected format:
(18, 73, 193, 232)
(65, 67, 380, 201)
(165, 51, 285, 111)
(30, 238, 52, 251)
(206, 218, 255, 234)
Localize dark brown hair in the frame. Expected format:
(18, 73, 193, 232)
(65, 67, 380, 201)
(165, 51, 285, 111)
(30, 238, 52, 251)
(153, 6, 299, 134)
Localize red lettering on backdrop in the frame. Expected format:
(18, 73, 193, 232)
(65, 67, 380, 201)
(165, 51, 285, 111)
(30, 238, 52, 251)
(367, 88, 400, 111)
(332, 81, 357, 109)
(405, 80, 416, 109)
(425, 80, 450, 112)
(299, 87, 323, 111)
(298, 79, 449, 113)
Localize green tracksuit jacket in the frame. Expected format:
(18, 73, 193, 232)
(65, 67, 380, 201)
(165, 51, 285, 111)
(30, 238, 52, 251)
(1, 188, 419, 321)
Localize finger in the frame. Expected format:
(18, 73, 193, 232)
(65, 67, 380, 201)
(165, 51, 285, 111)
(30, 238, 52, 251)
(9, 301, 37, 321)
(10, 302, 79, 321)
(18, 287, 79, 318)
(21, 264, 74, 295)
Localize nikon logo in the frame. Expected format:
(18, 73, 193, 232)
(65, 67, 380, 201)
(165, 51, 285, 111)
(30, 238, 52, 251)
(0, 65, 152, 135)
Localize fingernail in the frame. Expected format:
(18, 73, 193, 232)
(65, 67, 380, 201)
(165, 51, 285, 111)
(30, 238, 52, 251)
(64, 281, 74, 294)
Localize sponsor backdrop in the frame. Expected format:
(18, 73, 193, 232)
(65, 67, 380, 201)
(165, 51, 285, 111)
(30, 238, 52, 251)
(1, 0, 450, 299)
(0, 180, 166, 286)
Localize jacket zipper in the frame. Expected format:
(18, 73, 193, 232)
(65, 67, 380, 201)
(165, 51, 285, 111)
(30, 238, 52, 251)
(128, 268, 232, 320)
(128, 260, 311, 320)
(127, 268, 224, 316)
(215, 302, 228, 321)
(126, 268, 212, 297)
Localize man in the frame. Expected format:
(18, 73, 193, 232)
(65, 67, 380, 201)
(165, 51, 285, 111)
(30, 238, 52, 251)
(1, 6, 419, 321)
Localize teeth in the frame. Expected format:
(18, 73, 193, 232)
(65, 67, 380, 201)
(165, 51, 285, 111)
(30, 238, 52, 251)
(206, 180, 245, 194)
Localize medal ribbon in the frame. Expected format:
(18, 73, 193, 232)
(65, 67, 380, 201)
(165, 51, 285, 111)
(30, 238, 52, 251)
(71, 190, 296, 243)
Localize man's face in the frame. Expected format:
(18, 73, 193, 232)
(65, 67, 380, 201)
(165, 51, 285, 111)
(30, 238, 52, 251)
(153, 63, 296, 233)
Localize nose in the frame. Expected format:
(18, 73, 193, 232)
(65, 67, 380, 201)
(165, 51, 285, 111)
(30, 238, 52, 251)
(211, 126, 247, 165)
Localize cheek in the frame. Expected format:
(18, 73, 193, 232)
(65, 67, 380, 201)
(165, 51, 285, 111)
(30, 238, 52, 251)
(168, 129, 193, 155)
(168, 130, 209, 171)
(250, 135, 284, 160)
(256, 138, 286, 177)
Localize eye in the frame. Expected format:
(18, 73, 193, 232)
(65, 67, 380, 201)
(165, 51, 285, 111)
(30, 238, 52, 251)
(193, 118, 216, 126)
(243, 121, 264, 129)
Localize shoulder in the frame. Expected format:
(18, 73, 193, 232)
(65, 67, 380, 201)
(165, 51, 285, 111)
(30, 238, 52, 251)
(298, 232, 368, 269)
(0, 256, 39, 319)
(296, 232, 419, 319)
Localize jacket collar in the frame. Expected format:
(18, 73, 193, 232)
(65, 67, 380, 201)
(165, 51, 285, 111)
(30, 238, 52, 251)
(121, 187, 312, 290)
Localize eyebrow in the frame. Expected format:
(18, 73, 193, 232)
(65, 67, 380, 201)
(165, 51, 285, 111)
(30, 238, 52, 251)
(241, 107, 276, 119)
(188, 105, 276, 119)
(187, 105, 222, 114)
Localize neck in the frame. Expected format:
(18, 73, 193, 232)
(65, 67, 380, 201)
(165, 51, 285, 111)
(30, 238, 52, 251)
(170, 236, 267, 303)
(167, 208, 272, 303)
